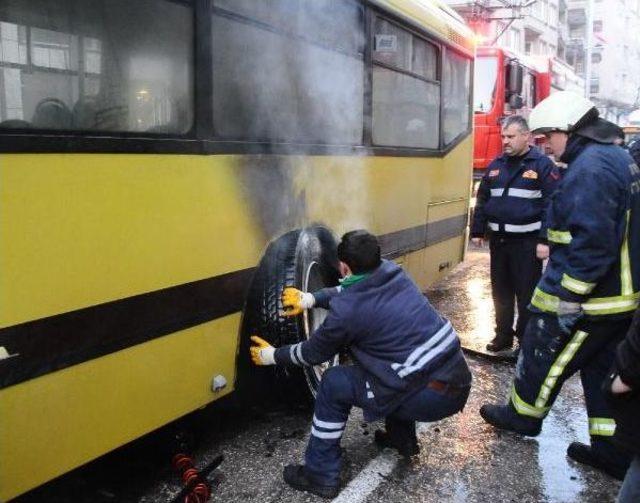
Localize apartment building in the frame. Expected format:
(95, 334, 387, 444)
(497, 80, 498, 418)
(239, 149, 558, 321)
(566, 0, 640, 122)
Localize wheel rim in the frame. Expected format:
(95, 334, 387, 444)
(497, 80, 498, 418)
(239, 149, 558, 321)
(302, 261, 339, 389)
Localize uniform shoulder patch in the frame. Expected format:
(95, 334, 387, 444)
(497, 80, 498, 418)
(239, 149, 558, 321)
(488, 169, 500, 177)
(522, 169, 538, 179)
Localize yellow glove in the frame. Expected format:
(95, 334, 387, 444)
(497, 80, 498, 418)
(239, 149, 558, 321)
(282, 287, 315, 317)
(249, 335, 276, 366)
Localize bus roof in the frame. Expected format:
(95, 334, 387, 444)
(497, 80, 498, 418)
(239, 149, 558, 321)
(372, 0, 475, 55)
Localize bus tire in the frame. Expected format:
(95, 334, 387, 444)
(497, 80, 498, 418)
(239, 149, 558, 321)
(244, 226, 341, 404)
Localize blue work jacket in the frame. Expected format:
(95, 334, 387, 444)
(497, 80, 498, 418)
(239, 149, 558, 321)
(531, 137, 640, 318)
(472, 146, 560, 240)
(274, 260, 471, 420)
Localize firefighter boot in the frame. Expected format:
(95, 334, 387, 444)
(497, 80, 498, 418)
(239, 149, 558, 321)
(486, 333, 514, 353)
(479, 403, 542, 436)
(283, 464, 339, 499)
(374, 417, 419, 457)
(567, 440, 631, 481)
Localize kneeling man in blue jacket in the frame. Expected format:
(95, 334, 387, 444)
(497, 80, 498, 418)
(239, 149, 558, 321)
(250, 230, 472, 498)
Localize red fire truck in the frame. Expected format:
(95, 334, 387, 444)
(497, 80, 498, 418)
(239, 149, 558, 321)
(473, 46, 551, 178)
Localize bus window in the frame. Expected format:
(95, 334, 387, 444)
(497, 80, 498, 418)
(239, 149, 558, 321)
(212, 0, 365, 145)
(372, 17, 440, 149)
(0, 0, 193, 134)
(442, 50, 471, 145)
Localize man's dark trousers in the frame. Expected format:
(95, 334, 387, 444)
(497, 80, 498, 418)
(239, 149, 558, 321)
(490, 235, 542, 343)
(511, 313, 631, 447)
(304, 365, 469, 486)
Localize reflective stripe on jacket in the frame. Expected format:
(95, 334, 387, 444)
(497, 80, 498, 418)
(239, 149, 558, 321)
(471, 146, 560, 239)
(531, 141, 640, 318)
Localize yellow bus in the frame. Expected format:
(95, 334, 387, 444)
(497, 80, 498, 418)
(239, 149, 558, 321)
(0, 0, 474, 499)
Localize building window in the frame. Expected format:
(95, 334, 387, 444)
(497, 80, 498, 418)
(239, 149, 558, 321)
(590, 77, 599, 94)
(591, 52, 602, 63)
(593, 20, 603, 32)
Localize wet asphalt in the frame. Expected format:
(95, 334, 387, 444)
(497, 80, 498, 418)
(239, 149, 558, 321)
(16, 250, 622, 503)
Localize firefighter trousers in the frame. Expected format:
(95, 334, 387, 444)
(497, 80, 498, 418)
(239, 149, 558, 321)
(510, 313, 631, 444)
(304, 365, 469, 486)
(490, 236, 542, 342)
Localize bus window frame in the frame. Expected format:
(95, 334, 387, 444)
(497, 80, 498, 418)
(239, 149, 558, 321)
(0, 0, 473, 158)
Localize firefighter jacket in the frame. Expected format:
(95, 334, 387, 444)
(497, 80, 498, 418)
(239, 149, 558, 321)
(471, 146, 560, 240)
(274, 260, 471, 420)
(531, 133, 640, 319)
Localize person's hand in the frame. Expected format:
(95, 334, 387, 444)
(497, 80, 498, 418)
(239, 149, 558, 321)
(611, 375, 633, 394)
(536, 243, 550, 260)
(249, 336, 275, 366)
(281, 287, 315, 316)
(557, 300, 583, 334)
(471, 237, 484, 247)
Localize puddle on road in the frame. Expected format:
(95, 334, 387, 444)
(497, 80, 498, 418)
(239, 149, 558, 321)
(538, 395, 589, 502)
(426, 251, 497, 354)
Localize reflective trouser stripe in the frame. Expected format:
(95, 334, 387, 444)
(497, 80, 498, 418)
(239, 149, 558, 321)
(488, 222, 542, 233)
(589, 417, 616, 437)
(511, 386, 550, 418)
(621, 210, 633, 296)
(490, 188, 504, 196)
(534, 330, 588, 409)
(561, 273, 596, 295)
(548, 229, 572, 244)
(531, 287, 640, 316)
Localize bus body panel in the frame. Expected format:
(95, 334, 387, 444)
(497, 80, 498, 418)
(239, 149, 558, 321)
(0, 135, 472, 501)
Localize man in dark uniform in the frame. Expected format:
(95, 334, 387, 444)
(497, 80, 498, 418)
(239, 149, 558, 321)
(472, 115, 560, 353)
(250, 230, 472, 498)
(480, 91, 640, 480)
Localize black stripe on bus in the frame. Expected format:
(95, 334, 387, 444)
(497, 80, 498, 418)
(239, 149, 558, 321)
(0, 268, 256, 390)
(379, 214, 468, 259)
(0, 216, 467, 389)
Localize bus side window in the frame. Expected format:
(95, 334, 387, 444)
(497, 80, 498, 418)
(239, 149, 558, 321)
(212, 0, 365, 145)
(0, 0, 194, 135)
(371, 17, 440, 149)
(442, 50, 471, 145)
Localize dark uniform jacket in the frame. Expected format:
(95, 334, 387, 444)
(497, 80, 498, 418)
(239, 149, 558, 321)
(274, 260, 471, 420)
(530, 132, 640, 319)
(607, 308, 640, 455)
(471, 146, 560, 240)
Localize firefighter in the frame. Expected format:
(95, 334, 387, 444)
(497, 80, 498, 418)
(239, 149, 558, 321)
(250, 230, 472, 498)
(471, 115, 560, 353)
(480, 91, 640, 480)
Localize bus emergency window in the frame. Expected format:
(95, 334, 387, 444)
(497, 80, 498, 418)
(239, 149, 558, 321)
(0, 0, 193, 134)
(212, 0, 364, 145)
(442, 50, 471, 145)
(372, 18, 440, 149)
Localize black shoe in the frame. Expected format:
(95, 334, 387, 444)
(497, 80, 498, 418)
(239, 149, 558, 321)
(374, 429, 420, 457)
(567, 442, 630, 481)
(486, 334, 514, 352)
(283, 464, 339, 499)
(479, 404, 542, 436)
(374, 417, 419, 457)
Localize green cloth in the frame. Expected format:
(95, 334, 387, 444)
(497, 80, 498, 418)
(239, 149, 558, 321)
(339, 273, 369, 289)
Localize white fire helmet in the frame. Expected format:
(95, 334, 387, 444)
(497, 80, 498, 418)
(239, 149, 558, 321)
(528, 91, 598, 135)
